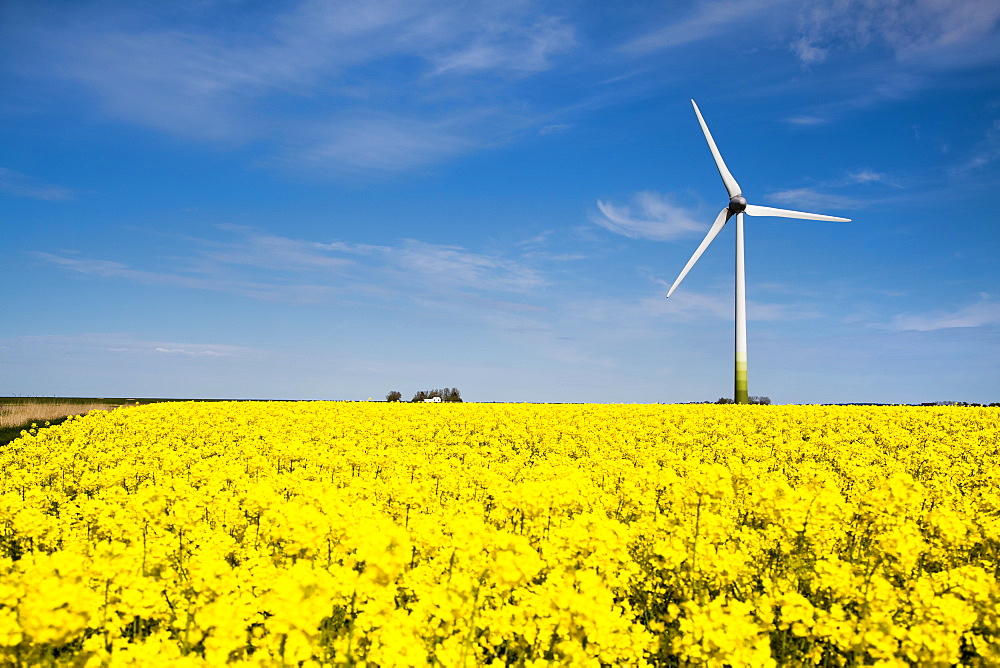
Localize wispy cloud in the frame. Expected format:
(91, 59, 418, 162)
(6, 332, 254, 359)
(10, 2, 443, 142)
(775, 66, 931, 127)
(391, 239, 547, 293)
(430, 15, 575, 74)
(563, 286, 819, 356)
(786, 115, 832, 126)
(794, 0, 1000, 67)
(34, 26, 279, 142)
(621, 0, 786, 54)
(892, 294, 1000, 331)
(33, 251, 343, 304)
(776, 1, 1000, 128)
(280, 116, 474, 173)
(791, 37, 827, 65)
(950, 118, 1000, 177)
(154, 347, 229, 357)
(4, 1, 580, 171)
(765, 188, 863, 211)
(593, 192, 705, 241)
(315, 236, 548, 294)
(198, 225, 356, 273)
(0, 167, 74, 201)
(844, 169, 900, 186)
(35, 226, 547, 305)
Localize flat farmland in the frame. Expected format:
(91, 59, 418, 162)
(0, 397, 140, 447)
(1, 402, 997, 666)
(0, 397, 227, 447)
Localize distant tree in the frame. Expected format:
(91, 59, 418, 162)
(386, 390, 402, 402)
(715, 397, 734, 404)
(749, 396, 772, 405)
(411, 388, 462, 402)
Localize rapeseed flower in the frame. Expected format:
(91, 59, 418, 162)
(0, 402, 996, 665)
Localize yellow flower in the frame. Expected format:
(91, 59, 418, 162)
(0, 402, 995, 665)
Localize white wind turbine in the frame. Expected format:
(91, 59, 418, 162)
(667, 100, 850, 404)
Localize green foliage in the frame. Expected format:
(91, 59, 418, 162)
(411, 388, 462, 402)
(716, 396, 770, 405)
(1, 418, 68, 448)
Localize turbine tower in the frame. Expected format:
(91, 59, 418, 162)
(667, 100, 850, 404)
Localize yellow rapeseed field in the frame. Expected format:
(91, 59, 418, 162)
(1, 402, 998, 666)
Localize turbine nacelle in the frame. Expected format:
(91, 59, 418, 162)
(728, 195, 747, 214)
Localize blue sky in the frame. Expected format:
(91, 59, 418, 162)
(2, 0, 999, 404)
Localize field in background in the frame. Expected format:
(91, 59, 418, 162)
(0, 397, 201, 446)
(0, 397, 327, 446)
(0, 397, 134, 425)
(0, 397, 137, 446)
(2, 402, 998, 665)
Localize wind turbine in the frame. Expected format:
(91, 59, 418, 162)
(667, 100, 850, 404)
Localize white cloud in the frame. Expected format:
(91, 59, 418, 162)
(155, 347, 229, 357)
(593, 192, 705, 241)
(4, 333, 254, 359)
(538, 123, 570, 135)
(792, 37, 827, 64)
(643, 291, 732, 322)
(315, 235, 549, 294)
(765, 188, 862, 211)
(786, 115, 832, 126)
(283, 116, 474, 173)
(5, 1, 581, 170)
(42, 28, 277, 142)
(892, 294, 1000, 331)
(430, 16, 575, 74)
(844, 169, 902, 187)
(0, 167, 74, 201)
(794, 0, 1000, 67)
(36, 226, 547, 305)
(14, 1, 444, 143)
(33, 251, 343, 304)
(391, 240, 547, 293)
(621, 0, 787, 54)
(777, 1, 1000, 128)
(950, 119, 1000, 177)
(557, 286, 820, 361)
(200, 225, 356, 272)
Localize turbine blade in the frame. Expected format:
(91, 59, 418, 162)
(666, 207, 732, 298)
(744, 204, 850, 222)
(692, 100, 742, 199)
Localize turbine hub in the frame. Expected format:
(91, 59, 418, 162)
(728, 195, 747, 213)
